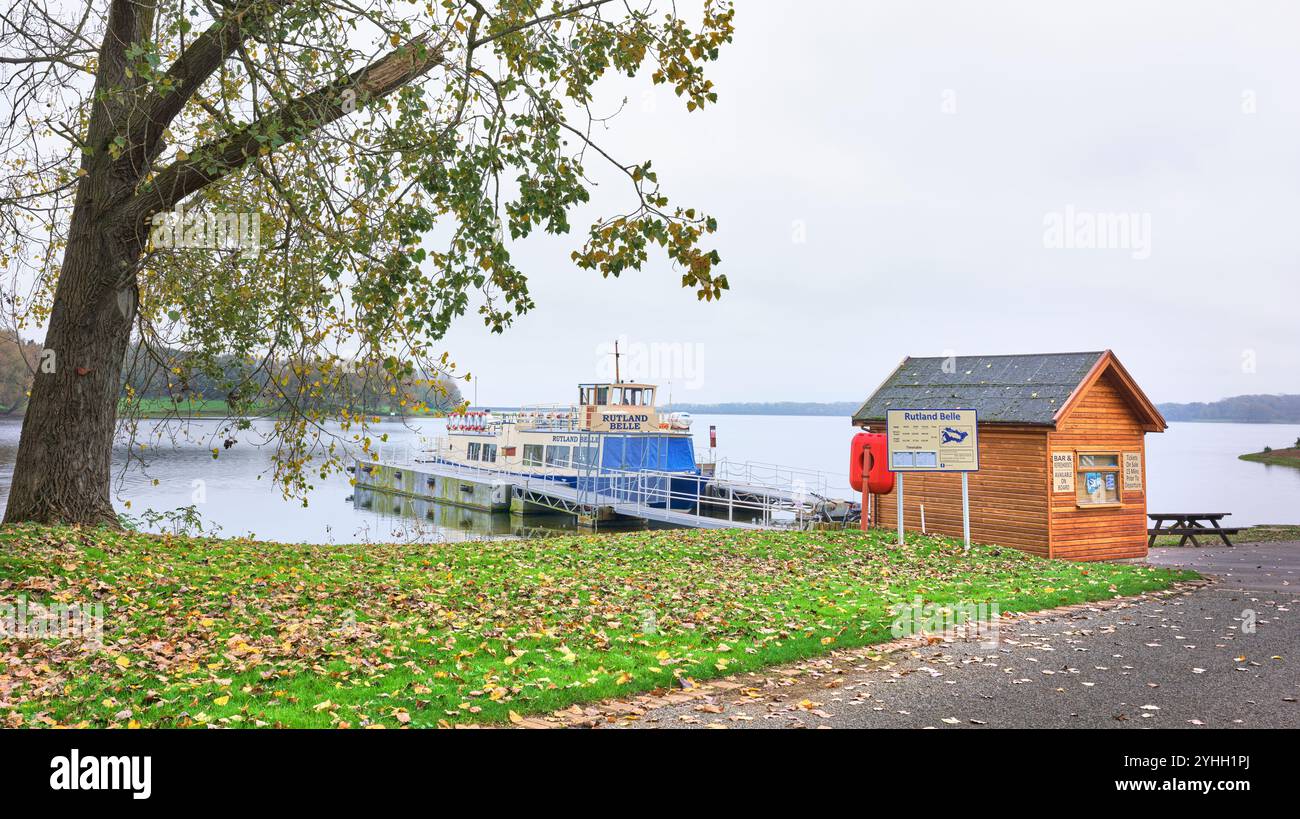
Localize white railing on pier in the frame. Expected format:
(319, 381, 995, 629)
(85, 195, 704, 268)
(710, 458, 851, 499)
(529, 466, 815, 528)
(365, 445, 850, 527)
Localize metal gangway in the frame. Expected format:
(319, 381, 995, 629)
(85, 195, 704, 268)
(371, 442, 854, 531)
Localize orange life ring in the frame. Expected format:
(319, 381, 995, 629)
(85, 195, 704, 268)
(849, 432, 894, 494)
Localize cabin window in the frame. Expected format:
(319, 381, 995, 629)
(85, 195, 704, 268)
(1076, 453, 1121, 506)
(523, 445, 544, 467)
(466, 442, 481, 461)
(571, 445, 598, 467)
(481, 444, 497, 464)
(545, 445, 572, 468)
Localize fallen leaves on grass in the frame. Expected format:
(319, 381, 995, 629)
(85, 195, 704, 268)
(0, 523, 1194, 728)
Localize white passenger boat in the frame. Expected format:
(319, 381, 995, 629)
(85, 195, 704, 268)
(425, 382, 703, 509)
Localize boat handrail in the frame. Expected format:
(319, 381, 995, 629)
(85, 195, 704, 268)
(515, 403, 581, 431)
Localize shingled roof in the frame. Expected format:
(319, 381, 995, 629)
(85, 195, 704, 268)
(852, 352, 1107, 426)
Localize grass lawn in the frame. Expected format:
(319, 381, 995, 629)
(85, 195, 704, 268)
(0, 525, 1196, 729)
(1240, 447, 1300, 468)
(1151, 524, 1300, 547)
(124, 397, 245, 418)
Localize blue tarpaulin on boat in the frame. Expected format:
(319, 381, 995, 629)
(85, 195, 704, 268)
(599, 435, 697, 472)
(576, 435, 700, 509)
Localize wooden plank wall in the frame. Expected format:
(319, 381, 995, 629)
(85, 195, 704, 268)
(1047, 369, 1150, 561)
(866, 425, 1051, 555)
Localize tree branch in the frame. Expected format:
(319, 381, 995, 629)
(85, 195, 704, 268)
(122, 0, 285, 176)
(122, 35, 446, 228)
(470, 0, 614, 49)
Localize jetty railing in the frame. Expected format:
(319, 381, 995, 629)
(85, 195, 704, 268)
(549, 465, 817, 527)
(710, 458, 850, 499)
(368, 444, 848, 528)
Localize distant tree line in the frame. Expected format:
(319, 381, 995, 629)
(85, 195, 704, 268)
(1159, 394, 1300, 424)
(0, 333, 463, 418)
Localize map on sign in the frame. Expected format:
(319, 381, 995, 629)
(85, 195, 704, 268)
(886, 409, 979, 472)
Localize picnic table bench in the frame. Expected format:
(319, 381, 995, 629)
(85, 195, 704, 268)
(1148, 513, 1241, 547)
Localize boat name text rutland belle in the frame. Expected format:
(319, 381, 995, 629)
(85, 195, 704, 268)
(602, 412, 651, 431)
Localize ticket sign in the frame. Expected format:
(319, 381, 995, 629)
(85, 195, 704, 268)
(886, 409, 979, 472)
(1122, 452, 1143, 491)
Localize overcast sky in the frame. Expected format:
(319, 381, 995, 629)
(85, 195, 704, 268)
(440, 0, 1299, 407)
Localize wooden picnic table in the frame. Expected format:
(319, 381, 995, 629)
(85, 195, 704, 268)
(1147, 513, 1240, 548)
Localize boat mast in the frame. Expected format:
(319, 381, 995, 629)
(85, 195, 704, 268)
(613, 339, 621, 384)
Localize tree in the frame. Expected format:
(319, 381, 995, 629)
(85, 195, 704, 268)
(0, 331, 42, 414)
(0, 0, 733, 525)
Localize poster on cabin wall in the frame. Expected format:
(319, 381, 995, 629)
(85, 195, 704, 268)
(1052, 452, 1075, 492)
(1123, 452, 1143, 491)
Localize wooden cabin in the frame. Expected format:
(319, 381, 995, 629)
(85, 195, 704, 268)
(852, 351, 1167, 561)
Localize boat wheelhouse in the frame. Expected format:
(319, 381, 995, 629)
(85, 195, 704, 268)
(425, 382, 700, 505)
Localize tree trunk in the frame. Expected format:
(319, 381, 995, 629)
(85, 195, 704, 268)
(2, 212, 138, 527)
(3, 1, 152, 527)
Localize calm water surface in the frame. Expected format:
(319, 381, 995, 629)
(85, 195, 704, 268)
(0, 415, 1296, 542)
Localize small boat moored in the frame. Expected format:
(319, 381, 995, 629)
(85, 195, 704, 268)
(426, 381, 703, 510)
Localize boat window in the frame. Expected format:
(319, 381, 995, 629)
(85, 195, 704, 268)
(545, 445, 571, 468)
(522, 444, 544, 467)
(467, 442, 481, 461)
(595, 387, 609, 405)
(571, 445, 598, 467)
(481, 444, 497, 464)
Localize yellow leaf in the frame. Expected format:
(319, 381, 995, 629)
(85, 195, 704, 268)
(213, 695, 230, 706)
(508, 710, 524, 724)
(115, 655, 131, 668)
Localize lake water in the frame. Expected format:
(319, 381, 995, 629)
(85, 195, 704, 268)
(0, 414, 1296, 542)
